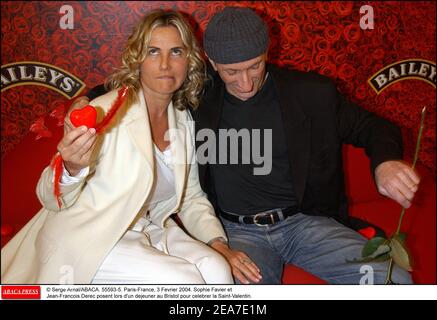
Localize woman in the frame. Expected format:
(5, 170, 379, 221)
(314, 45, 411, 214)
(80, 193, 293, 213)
(1, 10, 233, 284)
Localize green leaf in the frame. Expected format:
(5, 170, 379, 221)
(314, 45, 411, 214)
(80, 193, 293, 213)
(372, 253, 391, 263)
(394, 232, 407, 244)
(362, 237, 388, 258)
(348, 243, 391, 263)
(390, 237, 412, 271)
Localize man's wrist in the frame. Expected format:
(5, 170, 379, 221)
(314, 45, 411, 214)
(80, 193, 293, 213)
(208, 236, 228, 247)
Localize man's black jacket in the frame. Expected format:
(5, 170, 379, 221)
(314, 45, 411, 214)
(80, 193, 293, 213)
(192, 64, 403, 228)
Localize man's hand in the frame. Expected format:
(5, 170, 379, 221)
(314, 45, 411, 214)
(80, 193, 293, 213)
(210, 239, 262, 284)
(375, 160, 421, 208)
(58, 96, 96, 176)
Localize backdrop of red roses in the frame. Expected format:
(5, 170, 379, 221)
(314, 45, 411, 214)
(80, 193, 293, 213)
(1, 1, 435, 174)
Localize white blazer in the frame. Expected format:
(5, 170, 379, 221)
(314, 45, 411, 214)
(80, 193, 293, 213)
(1, 89, 226, 284)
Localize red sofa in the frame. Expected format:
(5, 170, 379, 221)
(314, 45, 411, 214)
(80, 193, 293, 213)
(1, 116, 435, 284)
(282, 144, 436, 284)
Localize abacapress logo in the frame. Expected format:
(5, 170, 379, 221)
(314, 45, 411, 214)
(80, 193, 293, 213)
(1, 286, 41, 299)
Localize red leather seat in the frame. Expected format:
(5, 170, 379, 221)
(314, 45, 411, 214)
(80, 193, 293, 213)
(281, 145, 436, 284)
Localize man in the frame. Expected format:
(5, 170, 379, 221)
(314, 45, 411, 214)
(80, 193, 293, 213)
(78, 7, 419, 284)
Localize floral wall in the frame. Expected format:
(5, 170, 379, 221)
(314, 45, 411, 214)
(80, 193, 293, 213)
(1, 1, 436, 174)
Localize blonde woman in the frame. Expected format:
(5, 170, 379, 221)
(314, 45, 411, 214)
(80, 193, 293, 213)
(1, 10, 234, 284)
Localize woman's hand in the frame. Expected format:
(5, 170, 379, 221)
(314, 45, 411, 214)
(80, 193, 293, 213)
(58, 97, 97, 176)
(210, 240, 262, 284)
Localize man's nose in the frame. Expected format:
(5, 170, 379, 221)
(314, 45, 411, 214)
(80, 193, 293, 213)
(238, 72, 253, 92)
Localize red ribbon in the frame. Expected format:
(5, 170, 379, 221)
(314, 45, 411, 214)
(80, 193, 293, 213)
(51, 87, 129, 208)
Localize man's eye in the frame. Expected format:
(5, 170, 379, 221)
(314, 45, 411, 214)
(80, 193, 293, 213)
(251, 63, 260, 70)
(226, 70, 237, 76)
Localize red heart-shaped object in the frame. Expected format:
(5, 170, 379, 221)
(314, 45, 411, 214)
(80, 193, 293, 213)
(358, 226, 376, 240)
(70, 105, 97, 128)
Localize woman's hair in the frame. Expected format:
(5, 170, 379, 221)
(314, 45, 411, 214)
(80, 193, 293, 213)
(106, 10, 205, 110)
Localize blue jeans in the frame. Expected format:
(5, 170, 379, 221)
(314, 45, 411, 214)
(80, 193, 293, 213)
(220, 213, 413, 284)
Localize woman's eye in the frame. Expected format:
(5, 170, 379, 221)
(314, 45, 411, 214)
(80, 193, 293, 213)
(171, 49, 182, 56)
(148, 48, 158, 55)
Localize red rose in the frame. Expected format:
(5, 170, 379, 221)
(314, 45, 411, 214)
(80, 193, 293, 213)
(51, 29, 70, 47)
(32, 104, 47, 117)
(361, 53, 373, 67)
(334, 51, 347, 65)
(291, 8, 307, 24)
(314, 36, 330, 52)
(23, 2, 37, 19)
(343, 24, 361, 42)
(372, 48, 385, 60)
(385, 14, 399, 31)
(313, 51, 330, 67)
(72, 64, 90, 80)
(97, 56, 120, 76)
(320, 63, 337, 79)
(4, 123, 20, 136)
(288, 47, 307, 65)
(3, 32, 17, 48)
(346, 43, 359, 54)
(4, 91, 19, 105)
(337, 63, 356, 81)
(316, 2, 332, 16)
(275, 4, 292, 22)
(13, 16, 30, 33)
(21, 88, 36, 106)
(3, 2, 23, 14)
(71, 29, 92, 50)
(31, 25, 47, 43)
(285, 22, 301, 44)
(40, 9, 58, 30)
(101, 13, 118, 33)
(333, 2, 353, 17)
(73, 49, 92, 67)
(2, 18, 11, 33)
(385, 96, 398, 111)
(80, 17, 103, 35)
(354, 85, 367, 101)
(302, 22, 314, 34)
(324, 25, 342, 42)
(37, 47, 52, 62)
(54, 44, 72, 59)
(376, 24, 388, 38)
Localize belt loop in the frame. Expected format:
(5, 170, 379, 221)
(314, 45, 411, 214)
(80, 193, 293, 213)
(277, 208, 284, 221)
(238, 215, 245, 223)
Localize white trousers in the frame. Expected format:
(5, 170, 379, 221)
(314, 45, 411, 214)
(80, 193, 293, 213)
(91, 219, 233, 284)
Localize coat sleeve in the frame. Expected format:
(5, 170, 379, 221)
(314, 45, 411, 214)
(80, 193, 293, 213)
(176, 114, 228, 244)
(332, 83, 403, 173)
(36, 164, 93, 212)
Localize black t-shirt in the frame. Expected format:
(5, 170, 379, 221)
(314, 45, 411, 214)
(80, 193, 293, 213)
(210, 74, 297, 215)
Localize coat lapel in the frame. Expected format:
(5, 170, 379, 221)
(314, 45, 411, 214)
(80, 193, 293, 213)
(271, 66, 311, 206)
(167, 103, 187, 210)
(125, 89, 154, 172)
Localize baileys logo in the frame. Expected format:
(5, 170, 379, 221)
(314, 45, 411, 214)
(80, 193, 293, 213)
(368, 59, 436, 94)
(1, 61, 86, 99)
